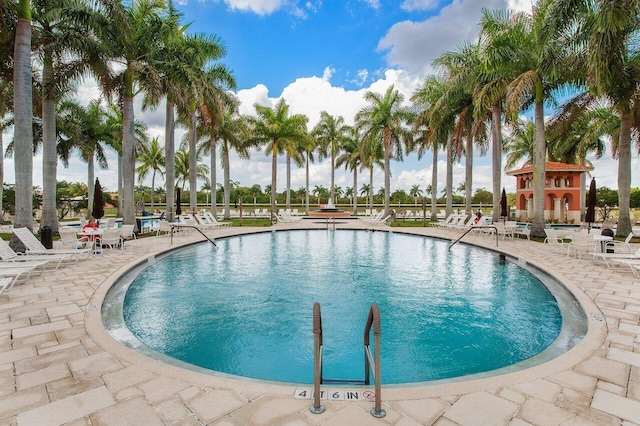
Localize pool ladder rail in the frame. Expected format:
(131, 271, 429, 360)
(310, 302, 386, 418)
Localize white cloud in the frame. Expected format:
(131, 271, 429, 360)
(360, 0, 381, 9)
(221, 0, 284, 15)
(378, 0, 534, 78)
(400, 0, 439, 12)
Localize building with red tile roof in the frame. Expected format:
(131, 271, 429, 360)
(506, 162, 593, 223)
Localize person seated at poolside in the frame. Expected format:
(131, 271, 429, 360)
(80, 218, 100, 247)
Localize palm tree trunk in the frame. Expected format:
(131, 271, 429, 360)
(369, 167, 374, 211)
(189, 111, 197, 212)
(330, 151, 335, 203)
(87, 156, 95, 218)
(210, 137, 217, 218)
(305, 154, 310, 215)
(445, 132, 453, 216)
(13, 4, 34, 237)
(223, 146, 231, 220)
(117, 153, 123, 218)
(165, 99, 175, 221)
(431, 146, 438, 221)
(41, 56, 59, 233)
(122, 78, 136, 228)
(352, 168, 358, 214)
(270, 145, 277, 223)
(286, 154, 291, 209)
(530, 93, 546, 238)
(491, 105, 503, 223)
(616, 110, 632, 236)
(465, 137, 473, 215)
(150, 170, 156, 209)
(383, 129, 391, 216)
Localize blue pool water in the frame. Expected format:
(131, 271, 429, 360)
(122, 230, 565, 384)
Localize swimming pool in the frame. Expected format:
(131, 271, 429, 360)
(104, 230, 586, 385)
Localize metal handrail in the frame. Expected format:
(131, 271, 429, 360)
(363, 304, 385, 418)
(310, 302, 325, 414)
(170, 224, 217, 247)
(310, 303, 385, 418)
(448, 225, 498, 250)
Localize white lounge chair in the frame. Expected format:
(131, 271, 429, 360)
(593, 247, 640, 268)
(202, 211, 232, 227)
(12, 227, 92, 261)
(0, 237, 72, 270)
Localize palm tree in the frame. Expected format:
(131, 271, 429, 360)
(355, 85, 414, 216)
(482, 4, 571, 237)
(504, 118, 535, 169)
(411, 76, 449, 221)
(57, 99, 112, 219)
(548, 99, 618, 219)
(12, 0, 33, 236)
(313, 111, 347, 203)
(546, 0, 640, 236)
(96, 0, 165, 228)
(174, 149, 209, 194)
(246, 99, 308, 222)
(33, 0, 105, 233)
(410, 185, 423, 207)
(300, 134, 317, 215)
(335, 126, 362, 214)
(216, 112, 250, 219)
(136, 137, 165, 209)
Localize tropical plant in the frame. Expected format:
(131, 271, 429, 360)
(355, 85, 414, 216)
(546, 0, 640, 236)
(136, 137, 165, 209)
(313, 111, 348, 203)
(246, 99, 308, 221)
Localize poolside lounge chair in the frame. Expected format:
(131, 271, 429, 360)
(592, 247, 640, 268)
(120, 224, 136, 241)
(0, 237, 72, 270)
(12, 227, 93, 261)
(0, 262, 48, 297)
(608, 259, 640, 277)
(202, 211, 232, 227)
(57, 228, 84, 249)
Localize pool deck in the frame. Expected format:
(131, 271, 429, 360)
(1, 220, 639, 425)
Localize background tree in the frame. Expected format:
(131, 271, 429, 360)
(136, 137, 165, 210)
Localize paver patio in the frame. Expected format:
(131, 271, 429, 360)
(1, 220, 639, 425)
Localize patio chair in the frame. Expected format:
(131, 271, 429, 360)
(57, 228, 84, 250)
(12, 227, 92, 261)
(0, 236, 72, 270)
(202, 211, 232, 227)
(97, 228, 123, 251)
(567, 233, 597, 259)
(609, 259, 640, 277)
(120, 224, 136, 241)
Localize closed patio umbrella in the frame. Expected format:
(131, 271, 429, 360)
(499, 188, 508, 223)
(175, 188, 182, 215)
(92, 178, 105, 220)
(585, 178, 597, 232)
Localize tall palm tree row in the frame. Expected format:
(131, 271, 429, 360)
(6, 0, 640, 229)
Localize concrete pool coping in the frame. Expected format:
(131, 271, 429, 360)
(1, 220, 638, 424)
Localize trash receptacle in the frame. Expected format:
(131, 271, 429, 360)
(601, 228, 615, 253)
(135, 218, 142, 236)
(40, 225, 53, 249)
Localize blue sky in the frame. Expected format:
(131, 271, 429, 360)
(4, 0, 638, 198)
